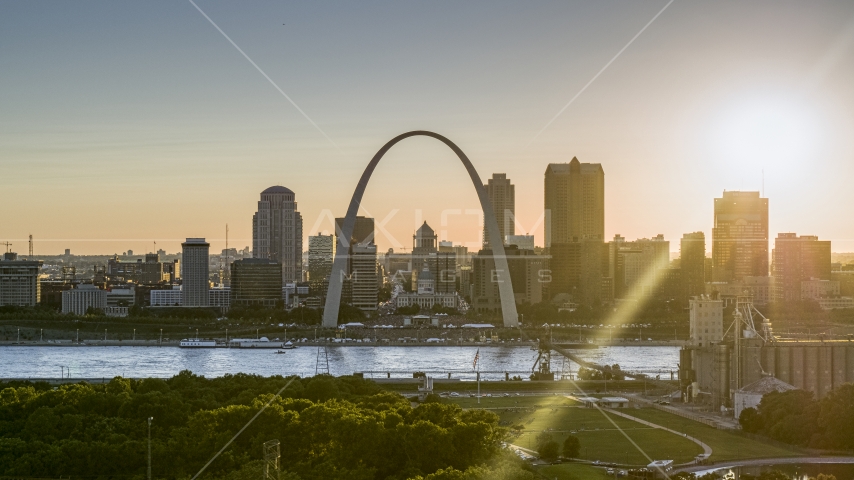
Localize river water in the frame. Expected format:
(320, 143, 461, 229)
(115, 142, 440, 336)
(0, 345, 679, 381)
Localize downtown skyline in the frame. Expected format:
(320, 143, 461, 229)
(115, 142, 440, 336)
(2, 1, 854, 255)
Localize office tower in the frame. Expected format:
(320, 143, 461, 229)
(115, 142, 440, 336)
(141, 253, 166, 284)
(483, 173, 515, 247)
(0, 252, 42, 306)
(350, 244, 378, 312)
(231, 259, 283, 307)
(181, 238, 210, 307)
(335, 216, 375, 246)
(772, 233, 832, 302)
(308, 233, 335, 300)
(607, 235, 670, 299)
(506, 235, 535, 251)
(544, 157, 605, 246)
(712, 191, 769, 282)
(544, 158, 605, 304)
(252, 186, 303, 283)
(472, 245, 547, 313)
(681, 232, 706, 301)
(334, 216, 376, 309)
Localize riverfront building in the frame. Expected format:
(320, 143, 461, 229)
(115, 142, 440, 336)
(231, 259, 283, 307)
(0, 252, 42, 306)
(307, 233, 334, 302)
(62, 284, 107, 315)
(181, 238, 210, 307)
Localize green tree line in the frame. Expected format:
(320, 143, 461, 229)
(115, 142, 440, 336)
(0, 372, 535, 480)
(739, 384, 854, 450)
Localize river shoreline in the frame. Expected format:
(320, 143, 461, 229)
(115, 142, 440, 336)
(0, 339, 684, 348)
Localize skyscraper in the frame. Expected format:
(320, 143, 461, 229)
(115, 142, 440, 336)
(0, 252, 42, 306)
(483, 173, 515, 247)
(544, 157, 605, 304)
(772, 233, 832, 302)
(335, 216, 378, 311)
(544, 157, 605, 246)
(181, 238, 210, 307)
(231, 258, 283, 307)
(308, 233, 335, 301)
(681, 232, 706, 301)
(252, 186, 303, 283)
(712, 191, 769, 282)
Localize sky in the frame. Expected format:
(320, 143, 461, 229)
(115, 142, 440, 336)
(2, 1, 854, 256)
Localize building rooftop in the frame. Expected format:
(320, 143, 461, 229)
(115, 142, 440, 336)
(737, 375, 796, 395)
(262, 185, 294, 195)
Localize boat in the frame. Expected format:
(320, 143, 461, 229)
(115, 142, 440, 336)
(275, 350, 287, 354)
(180, 338, 217, 348)
(229, 337, 284, 349)
(279, 341, 297, 350)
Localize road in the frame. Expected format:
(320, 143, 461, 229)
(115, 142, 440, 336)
(676, 456, 854, 474)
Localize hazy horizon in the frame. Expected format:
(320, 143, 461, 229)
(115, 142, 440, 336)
(3, 1, 854, 256)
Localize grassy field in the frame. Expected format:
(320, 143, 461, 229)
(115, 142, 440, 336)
(447, 396, 703, 465)
(620, 407, 803, 462)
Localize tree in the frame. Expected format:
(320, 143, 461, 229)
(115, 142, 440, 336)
(738, 407, 761, 433)
(562, 434, 580, 458)
(535, 432, 559, 461)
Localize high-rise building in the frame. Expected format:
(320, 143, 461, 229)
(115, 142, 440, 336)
(548, 240, 603, 305)
(681, 232, 706, 301)
(472, 245, 547, 313)
(350, 243, 378, 312)
(307, 233, 335, 301)
(544, 157, 605, 246)
(231, 259, 283, 307)
(252, 186, 303, 283)
(483, 173, 515, 247)
(181, 238, 210, 307)
(335, 216, 375, 246)
(544, 158, 605, 304)
(712, 191, 769, 282)
(772, 233, 832, 302)
(607, 235, 670, 300)
(0, 252, 42, 306)
(506, 235, 535, 251)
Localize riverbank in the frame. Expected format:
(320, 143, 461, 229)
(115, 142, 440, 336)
(0, 339, 684, 347)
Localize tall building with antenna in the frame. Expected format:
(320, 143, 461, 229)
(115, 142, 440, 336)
(252, 186, 303, 283)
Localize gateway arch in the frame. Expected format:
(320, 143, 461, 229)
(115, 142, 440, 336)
(322, 131, 519, 328)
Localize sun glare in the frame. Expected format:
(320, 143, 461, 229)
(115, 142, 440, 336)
(714, 95, 821, 176)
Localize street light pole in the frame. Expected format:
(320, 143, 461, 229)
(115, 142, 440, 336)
(147, 416, 153, 480)
(159, 329, 162, 346)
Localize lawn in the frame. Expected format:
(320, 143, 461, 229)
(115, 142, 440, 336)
(447, 396, 703, 465)
(619, 407, 803, 462)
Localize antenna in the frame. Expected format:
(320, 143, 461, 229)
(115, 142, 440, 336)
(29, 235, 33, 256)
(762, 169, 765, 197)
(1, 242, 11, 253)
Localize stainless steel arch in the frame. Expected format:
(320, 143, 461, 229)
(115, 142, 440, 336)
(321, 131, 519, 328)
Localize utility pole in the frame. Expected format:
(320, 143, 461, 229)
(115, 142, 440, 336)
(147, 417, 153, 480)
